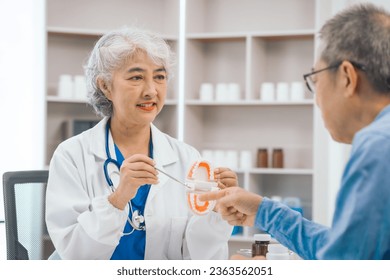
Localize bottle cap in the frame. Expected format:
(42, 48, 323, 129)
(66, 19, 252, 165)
(253, 233, 271, 242)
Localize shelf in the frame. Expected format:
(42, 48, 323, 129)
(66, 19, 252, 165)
(47, 26, 106, 37)
(187, 32, 247, 41)
(47, 26, 178, 41)
(251, 29, 315, 40)
(47, 96, 88, 104)
(248, 168, 313, 175)
(233, 168, 313, 175)
(47, 96, 178, 105)
(185, 100, 314, 106)
(187, 29, 315, 40)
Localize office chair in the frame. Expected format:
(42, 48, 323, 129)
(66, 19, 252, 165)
(2, 170, 54, 260)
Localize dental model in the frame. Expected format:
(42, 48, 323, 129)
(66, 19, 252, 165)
(185, 160, 218, 215)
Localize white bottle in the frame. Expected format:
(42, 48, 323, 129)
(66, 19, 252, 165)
(73, 75, 87, 100)
(239, 150, 252, 170)
(266, 243, 290, 260)
(215, 83, 229, 101)
(58, 74, 74, 99)
(276, 82, 289, 101)
(227, 83, 241, 101)
(199, 83, 214, 101)
(290, 81, 305, 101)
(260, 82, 275, 101)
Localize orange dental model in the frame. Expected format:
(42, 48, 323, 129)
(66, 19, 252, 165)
(185, 160, 218, 215)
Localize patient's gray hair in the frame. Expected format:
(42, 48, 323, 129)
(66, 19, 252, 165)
(85, 27, 175, 117)
(319, 3, 390, 93)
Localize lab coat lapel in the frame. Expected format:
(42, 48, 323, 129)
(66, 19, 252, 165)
(88, 117, 109, 160)
(147, 124, 178, 203)
(88, 119, 178, 201)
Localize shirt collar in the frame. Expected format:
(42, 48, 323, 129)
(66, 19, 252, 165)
(374, 104, 390, 122)
(88, 117, 178, 167)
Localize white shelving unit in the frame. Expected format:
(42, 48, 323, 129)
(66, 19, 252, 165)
(185, 100, 314, 106)
(182, 0, 316, 253)
(45, 0, 327, 256)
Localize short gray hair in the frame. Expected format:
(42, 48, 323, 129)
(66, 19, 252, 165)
(85, 27, 175, 117)
(319, 3, 390, 93)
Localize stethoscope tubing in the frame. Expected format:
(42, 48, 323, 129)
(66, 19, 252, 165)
(103, 120, 146, 233)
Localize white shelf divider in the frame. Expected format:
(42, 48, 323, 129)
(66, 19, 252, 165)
(47, 96, 178, 106)
(46, 96, 88, 104)
(47, 26, 178, 41)
(47, 26, 106, 37)
(187, 29, 315, 40)
(247, 168, 313, 175)
(185, 100, 314, 106)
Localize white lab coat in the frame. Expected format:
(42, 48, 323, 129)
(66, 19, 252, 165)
(45, 117, 232, 260)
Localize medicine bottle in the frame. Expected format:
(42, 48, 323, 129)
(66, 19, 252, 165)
(257, 148, 268, 168)
(272, 148, 284, 168)
(266, 243, 290, 260)
(252, 233, 271, 257)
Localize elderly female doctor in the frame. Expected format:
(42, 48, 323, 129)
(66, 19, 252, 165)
(45, 27, 234, 260)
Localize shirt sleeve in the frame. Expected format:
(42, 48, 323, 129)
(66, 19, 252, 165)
(317, 133, 390, 259)
(255, 197, 329, 260)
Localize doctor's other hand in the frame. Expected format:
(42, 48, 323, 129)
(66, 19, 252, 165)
(199, 187, 262, 227)
(109, 154, 159, 210)
(214, 167, 238, 189)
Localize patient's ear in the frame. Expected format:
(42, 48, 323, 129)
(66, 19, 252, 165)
(97, 78, 111, 100)
(340, 61, 358, 98)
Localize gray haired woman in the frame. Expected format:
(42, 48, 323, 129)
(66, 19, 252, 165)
(45, 27, 235, 260)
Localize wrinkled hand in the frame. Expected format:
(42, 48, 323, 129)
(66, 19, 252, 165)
(109, 154, 159, 210)
(199, 187, 262, 227)
(214, 167, 238, 189)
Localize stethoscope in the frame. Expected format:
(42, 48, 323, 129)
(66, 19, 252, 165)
(103, 120, 151, 235)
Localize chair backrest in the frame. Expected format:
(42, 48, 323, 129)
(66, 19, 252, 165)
(2, 170, 54, 260)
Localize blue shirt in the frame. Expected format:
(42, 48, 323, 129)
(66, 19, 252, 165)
(256, 105, 390, 259)
(110, 142, 152, 260)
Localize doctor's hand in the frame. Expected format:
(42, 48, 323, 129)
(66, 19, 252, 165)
(214, 167, 238, 189)
(109, 154, 159, 210)
(199, 187, 262, 227)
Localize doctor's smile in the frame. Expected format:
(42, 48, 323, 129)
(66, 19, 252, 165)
(136, 102, 158, 112)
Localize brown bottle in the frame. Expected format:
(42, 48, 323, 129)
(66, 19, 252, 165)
(257, 148, 268, 168)
(252, 233, 271, 257)
(272, 148, 284, 168)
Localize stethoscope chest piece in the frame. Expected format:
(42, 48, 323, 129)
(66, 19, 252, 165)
(131, 210, 145, 230)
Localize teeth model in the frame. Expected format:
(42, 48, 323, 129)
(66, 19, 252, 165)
(185, 160, 218, 215)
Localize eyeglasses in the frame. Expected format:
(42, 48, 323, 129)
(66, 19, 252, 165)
(303, 61, 366, 94)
